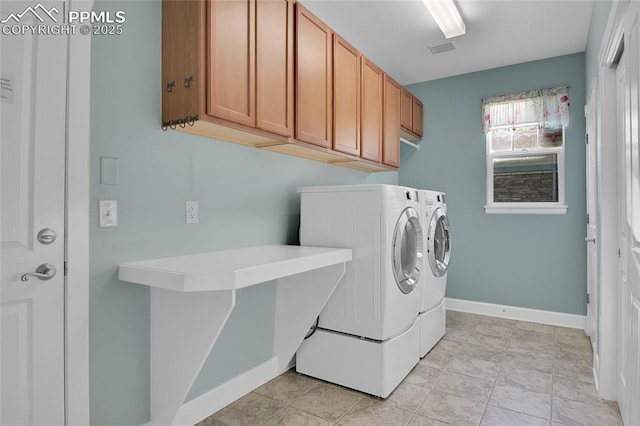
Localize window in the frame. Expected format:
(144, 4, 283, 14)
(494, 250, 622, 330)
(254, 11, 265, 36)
(482, 86, 570, 214)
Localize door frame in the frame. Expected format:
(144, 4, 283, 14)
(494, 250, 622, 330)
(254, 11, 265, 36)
(594, 0, 628, 400)
(65, 0, 92, 423)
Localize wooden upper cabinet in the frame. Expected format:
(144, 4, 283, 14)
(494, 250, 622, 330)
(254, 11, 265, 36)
(412, 97, 424, 138)
(256, 0, 293, 137)
(295, 4, 333, 148)
(400, 89, 412, 131)
(332, 34, 360, 156)
(208, 0, 255, 127)
(361, 57, 383, 162)
(383, 75, 401, 167)
(400, 88, 423, 141)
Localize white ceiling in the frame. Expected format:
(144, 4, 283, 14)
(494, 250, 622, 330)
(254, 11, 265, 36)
(300, 0, 594, 85)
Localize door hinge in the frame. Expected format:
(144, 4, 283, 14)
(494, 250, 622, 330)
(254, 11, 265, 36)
(587, 293, 590, 304)
(585, 133, 589, 144)
(586, 213, 590, 224)
(619, 248, 621, 258)
(64, 261, 68, 277)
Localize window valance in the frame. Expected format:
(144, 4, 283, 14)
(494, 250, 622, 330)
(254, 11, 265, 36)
(482, 86, 570, 134)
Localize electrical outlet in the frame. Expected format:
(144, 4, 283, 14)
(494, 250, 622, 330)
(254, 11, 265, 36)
(186, 201, 198, 224)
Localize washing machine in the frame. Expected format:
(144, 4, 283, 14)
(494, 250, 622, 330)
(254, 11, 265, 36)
(417, 190, 451, 358)
(296, 184, 423, 398)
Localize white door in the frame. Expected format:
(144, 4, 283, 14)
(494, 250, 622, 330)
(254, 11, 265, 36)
(584, 90, 598, 356)
(1, 1, 68, 424)
(619, 5, 640, 425)
(615, 47, 630, 424)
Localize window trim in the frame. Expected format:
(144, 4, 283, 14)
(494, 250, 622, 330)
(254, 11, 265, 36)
(485, 127, 567, 215)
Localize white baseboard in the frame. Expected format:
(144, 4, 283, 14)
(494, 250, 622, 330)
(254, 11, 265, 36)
(445, 298, 586, 330)
(173, 357, 280, 426)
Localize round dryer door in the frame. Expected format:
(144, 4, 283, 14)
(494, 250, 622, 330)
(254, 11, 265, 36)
(392, 207, 423, 294)
(428, 207, 451, 277)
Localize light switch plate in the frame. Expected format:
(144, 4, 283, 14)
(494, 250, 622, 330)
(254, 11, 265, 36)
(99, 200, 118, 227)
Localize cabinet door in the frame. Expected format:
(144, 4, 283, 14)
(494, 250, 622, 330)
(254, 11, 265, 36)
(383, 75, 401, 167)
(361, 57, 383, 162)
(256, 0, 293, 137)
(401, 89, 412, 131)
(412, 96, 424, 137)
(208, 0, 255, 127)
(296, 4, 332, 148)
(333, 34, 360, 156)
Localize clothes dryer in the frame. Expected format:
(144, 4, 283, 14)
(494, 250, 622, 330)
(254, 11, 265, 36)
(417, 190, 451, 357)
(296, 184, 423, 397)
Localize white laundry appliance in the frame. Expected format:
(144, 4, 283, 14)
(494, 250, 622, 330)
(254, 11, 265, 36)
(295, 184, 423, 398)
(417, 190, 451, 358)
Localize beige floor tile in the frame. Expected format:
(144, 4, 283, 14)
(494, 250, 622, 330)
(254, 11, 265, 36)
(447, 353, 501, 381)
(404, 364, 442, 387)
(458, 342, 507, 363)
(489, 385, 551, 419)
(206, 392, 285, 426)
(383, 380, 431, 412)
(446, 311, 482, 330)
(481, 405, 550, 425)
(554, 359, 594, 385)
(254, 371, 319, 403)
(433, 336, 462, 354)
(262, 406, 332, 426)
(502, 351, 554, 373)
(475, 322, 515, 338)
(516, 321, 554, 335)
(434, 371, 494, 403)
(407, 414, 450, 425)
(467, 332, 511, 350)
(419, 347, 454, 369)
(554, 327, 587, 339)
(417, 390, 485, 425)
(445, 327, 472, 342)
(554, 343, 592, 364)
(479, 316, 517, 329)
(553, 376, 605, 406)
(337, 398, 413, 426)
(290, 383, 362, 422)
(509, 336, 554, 354)
(552, 396, 621, 425)
(496, 365, 552, 394)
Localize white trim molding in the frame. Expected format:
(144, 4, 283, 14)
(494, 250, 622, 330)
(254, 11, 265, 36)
(445, 298, 586, 329)
(484, 205, 568, 215)
(65, 0, 92, 424)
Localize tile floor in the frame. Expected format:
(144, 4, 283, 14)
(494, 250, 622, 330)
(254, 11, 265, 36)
(198, 311, 622, 425)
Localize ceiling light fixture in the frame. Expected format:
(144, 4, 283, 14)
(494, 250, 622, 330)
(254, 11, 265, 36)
(422, 0, 466, 39)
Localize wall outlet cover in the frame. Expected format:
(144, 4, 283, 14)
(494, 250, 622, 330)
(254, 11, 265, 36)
(186, 201, 198, 224)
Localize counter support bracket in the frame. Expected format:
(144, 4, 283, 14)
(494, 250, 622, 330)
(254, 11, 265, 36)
(150, 289, 235, 426)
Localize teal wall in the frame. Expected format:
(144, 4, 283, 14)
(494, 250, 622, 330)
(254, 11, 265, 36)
(89, 1, 396, 425)
(399, 53, 587, 316)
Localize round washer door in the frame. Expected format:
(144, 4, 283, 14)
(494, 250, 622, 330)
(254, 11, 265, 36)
(428, 207, 451, 277)
(392, 207, 423, 294)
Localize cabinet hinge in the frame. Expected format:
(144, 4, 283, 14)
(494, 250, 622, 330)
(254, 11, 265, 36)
(587, 293, 590, 304)
(619, 248, 621, 258)
(64, 261, 68, 277)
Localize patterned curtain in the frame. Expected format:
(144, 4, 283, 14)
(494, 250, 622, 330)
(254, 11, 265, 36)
(482, 86, 570, 134)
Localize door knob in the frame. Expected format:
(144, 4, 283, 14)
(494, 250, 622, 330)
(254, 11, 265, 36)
(20, 263, 57, 282)
(585, 237, 596, 243)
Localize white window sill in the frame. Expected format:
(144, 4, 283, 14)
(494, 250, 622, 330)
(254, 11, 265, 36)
(484, 205, 568, 215)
